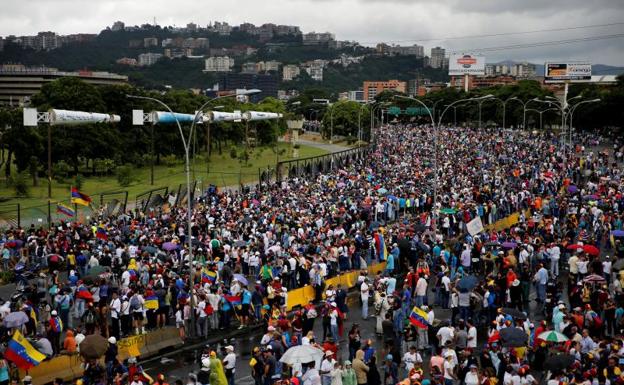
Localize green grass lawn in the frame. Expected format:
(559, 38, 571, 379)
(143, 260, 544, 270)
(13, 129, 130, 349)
(0, 143, 328, 213)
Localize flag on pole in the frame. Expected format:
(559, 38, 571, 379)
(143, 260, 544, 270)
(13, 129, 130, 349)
(4, 330, 46, 370)
(96, 225, 108, 240)
(224, 295, 241, 306)
(409, 306, 430, 329)
(71, 187, 92, 206)
(56, 203, 75, 217)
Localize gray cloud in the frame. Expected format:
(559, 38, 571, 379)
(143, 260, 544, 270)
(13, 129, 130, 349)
(1, 0, 623, 65)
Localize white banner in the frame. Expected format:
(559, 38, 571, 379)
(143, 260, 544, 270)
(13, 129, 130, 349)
(466, 216, 484, 236)
(449, 54, 486, 76)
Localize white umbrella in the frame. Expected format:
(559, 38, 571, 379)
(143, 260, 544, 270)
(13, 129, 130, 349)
(538, 331, 569, 343)
(280, 345, 324, 369)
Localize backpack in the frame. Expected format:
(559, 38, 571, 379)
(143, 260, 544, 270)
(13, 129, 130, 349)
(130, 295, 141, 311)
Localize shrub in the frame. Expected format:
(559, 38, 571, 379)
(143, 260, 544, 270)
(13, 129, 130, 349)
(116, 165, 133, 187)
(229, 146, 238, 159)
(53, 160, 71, 183)
(162, 154, 178, 168)
(9, 172, 29, 197)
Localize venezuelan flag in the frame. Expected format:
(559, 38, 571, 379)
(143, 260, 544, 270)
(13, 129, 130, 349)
(96, 225, 108, 241)
(144, 295, 159, 310)
(224, 295, 242, 306)
(50, 317, 63, 332)
(4, 330, 46, 370)
(409, 306, 430, 329)
(203, 270, 217, 284)
(71, 187, 92, 206)
(56, 203, 75, 217)
(375, 232, 388, 261)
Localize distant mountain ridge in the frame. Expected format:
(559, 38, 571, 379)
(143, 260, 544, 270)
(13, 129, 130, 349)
(489, 60, 624, 76)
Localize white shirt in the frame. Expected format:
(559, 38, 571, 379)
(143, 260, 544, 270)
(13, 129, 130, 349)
(402, 351, 422, 371)
(361, 282, 370, 300)
(437, 326, 454, 346)
(223, 352, 236, 370)
(467, 326, 477, 348)
(110, 297, 121, 319)
(441, 276, 451, 291)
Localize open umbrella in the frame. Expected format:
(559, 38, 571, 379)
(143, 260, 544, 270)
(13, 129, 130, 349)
(35, 338, 53, 356)
(567, 185, 578, 194)
(86, 266, 108, 277)
(502, 307, 527, 320)
(500, 327, 528, 347)
(280, 345, 324, 368)
(538, 331, 569, 343)
(583, 274, 606, 284)
(566, 244, 584, 250)
(457, 275, 478, 291)
(502, 242, 517, 249)
(234, 240, 247, 247)
(142, 245, 158, 255)
(612, 230, 624, 238)
(544, 355, 575, 372)
(377, 188, 388, 195)
(583, 244, 600, 256)
(613, 258, 624, 271)
(80, 334, 109, 359)
(233, 274, 249, 286)
(162, 242, 179, 251)
(3, 311, 29, 328)
(440, 208, 456, 214)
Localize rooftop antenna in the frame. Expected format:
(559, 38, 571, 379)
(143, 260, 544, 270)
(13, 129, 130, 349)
(153, 16, 157, 26)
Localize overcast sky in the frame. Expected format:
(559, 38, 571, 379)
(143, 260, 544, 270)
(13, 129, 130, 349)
(2, 0, 624, 65)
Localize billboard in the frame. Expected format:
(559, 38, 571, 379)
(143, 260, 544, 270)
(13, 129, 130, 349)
(449, 54, 486, 76)
(544, 62, 591, 83)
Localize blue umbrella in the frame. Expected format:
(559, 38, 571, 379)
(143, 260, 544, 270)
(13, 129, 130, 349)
(567, 185, 578, 194)
(457, 275, 478, 291)
(502, 241, 517, 249)
(233, 274, 249, 286)
(612, 230, 624, 238)
(387, 195, 398, 201)
(162, 242, 179, 251)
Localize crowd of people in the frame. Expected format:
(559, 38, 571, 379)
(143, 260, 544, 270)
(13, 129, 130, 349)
(0, 124, 622, 385)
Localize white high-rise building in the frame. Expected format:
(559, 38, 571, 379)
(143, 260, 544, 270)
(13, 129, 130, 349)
(204, 56, 235, 72)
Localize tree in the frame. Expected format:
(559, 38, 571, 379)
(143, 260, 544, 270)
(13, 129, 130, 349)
(321, 101, 371, 139)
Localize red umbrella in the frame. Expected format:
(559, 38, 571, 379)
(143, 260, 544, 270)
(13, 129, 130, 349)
(76, 290, 94, 301)
(583, 245, 600, 256)
(566, 244, 584, 250)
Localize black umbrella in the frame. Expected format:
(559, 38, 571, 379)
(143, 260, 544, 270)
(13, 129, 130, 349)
(544, 355, 576, 372)
(502, 307, 527, 320)
(457, 275, 478, 291)
(500, 327, 528, 347)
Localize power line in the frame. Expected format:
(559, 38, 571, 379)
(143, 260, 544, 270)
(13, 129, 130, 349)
(359, 21, 624, 45)
(461, 33, 624, 53)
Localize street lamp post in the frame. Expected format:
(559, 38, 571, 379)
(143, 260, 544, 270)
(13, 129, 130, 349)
(566, 98, 600, 158)
(329, 104, 335, 144)
(357, 103, 369, 145)
(370, 102, 390, 143)
(526, 107, 559, 130)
